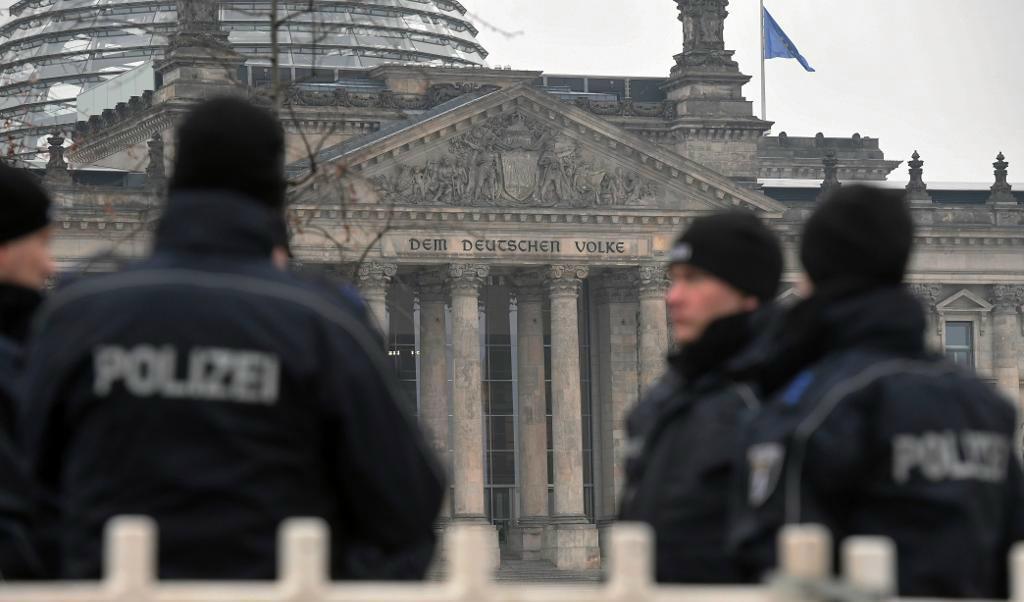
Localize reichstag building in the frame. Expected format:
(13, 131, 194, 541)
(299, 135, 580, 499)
(2, 0, 1022, 571)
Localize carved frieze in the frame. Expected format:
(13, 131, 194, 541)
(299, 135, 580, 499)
(373, 111, 661, 209)
(990, 284, 1024, 312)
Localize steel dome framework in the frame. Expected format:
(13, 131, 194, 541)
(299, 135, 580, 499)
(0, 0, 488, 160)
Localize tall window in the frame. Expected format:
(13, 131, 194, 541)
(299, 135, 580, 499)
(387, 281, 419, 417)
(483, 285, 516, 542)
(944, 321, 975, 369)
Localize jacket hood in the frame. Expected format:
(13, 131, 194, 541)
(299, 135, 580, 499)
(154, 191, 284, 259)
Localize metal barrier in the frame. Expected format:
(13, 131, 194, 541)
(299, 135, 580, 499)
(0, 517, 1021, 602)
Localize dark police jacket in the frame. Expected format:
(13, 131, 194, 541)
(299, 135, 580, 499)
(20, 192, 445, 580)
(730, 288, 1024, 598)
(619, 313, 760, 584)
(0, 284, 45, 579)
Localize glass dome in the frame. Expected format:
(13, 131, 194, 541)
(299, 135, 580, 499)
(0, 0, 488, 161)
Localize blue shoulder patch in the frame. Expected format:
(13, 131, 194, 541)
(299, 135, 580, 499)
(781, 370, 814, 406)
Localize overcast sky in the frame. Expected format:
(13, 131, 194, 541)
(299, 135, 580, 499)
(461, 0, 1024, 184)
(3, 1, 1019, 183)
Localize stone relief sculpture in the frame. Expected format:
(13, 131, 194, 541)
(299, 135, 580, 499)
(373, 111, 660, 208)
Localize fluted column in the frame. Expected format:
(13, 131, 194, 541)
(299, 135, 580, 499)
(990, 285, 1024, 404)
(594, 271, 639, 546)
(447, 263, 489, 522)
(417, 269, 449, 519)
(356, 262, 397, 337)
(507, 271, 549, 560)
(637, 264, 669, 392)
(543, 265, 600, 570)
(516, 273, 549, 521)
(546, 264, 589, 521)
(909, 284, 943, 352)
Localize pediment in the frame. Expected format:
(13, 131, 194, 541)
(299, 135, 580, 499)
(936, 289, 993, 313)
(298, 83, 785, 215)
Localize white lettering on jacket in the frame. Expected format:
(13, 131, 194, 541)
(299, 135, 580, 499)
(93, 345, 280, 405)
(892, 430, 1009, 485)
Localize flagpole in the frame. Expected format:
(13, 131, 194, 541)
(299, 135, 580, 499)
(760, 0, 767, 122)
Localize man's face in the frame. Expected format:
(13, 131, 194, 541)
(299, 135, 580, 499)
(0, 226, 55, 290)
(666, 263, 759, 345)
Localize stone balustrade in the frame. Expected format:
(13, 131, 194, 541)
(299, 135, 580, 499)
(0, 518, 1021, 602)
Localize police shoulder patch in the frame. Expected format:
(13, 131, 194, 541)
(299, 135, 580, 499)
(747, 442, 785, 507)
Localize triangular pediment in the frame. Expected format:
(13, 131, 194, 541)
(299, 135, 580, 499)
(936, 289, 993, 313)
(295, 83, 785, 215)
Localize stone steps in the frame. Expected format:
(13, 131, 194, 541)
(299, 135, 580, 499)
(427, 558, 604, 583)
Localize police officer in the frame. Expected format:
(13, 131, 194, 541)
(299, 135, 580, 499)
(619, 211, 782, 583)
(0, 164, 54, 578)
(730, 185, 1024, 597)
(21, 97, 445, 580)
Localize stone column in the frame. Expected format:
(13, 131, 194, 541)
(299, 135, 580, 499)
(356, 262, 397, 338)
(637, 264, 669, 393)
(593, 271, 640, 554)
(417, 270, 450, 520)
(990, 285, 1024, 405)
(445, 263, 498, 563)
(507, 272, 548, 560)
(909, 284, 943, 352)
(543, 265, 600, 570)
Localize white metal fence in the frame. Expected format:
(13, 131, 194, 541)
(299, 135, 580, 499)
(0, 517, 1021, 602)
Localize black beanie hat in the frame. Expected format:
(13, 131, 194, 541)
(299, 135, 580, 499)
(668, 210, 783, 302)
(0, 163, 52, 245)
(169, 97, 287, 209)
(801, 185, 913, 289)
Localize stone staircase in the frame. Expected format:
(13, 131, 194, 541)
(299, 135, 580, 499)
(428, 558, 604, 583)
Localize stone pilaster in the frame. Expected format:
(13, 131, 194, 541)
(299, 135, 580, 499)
(507, 271, 549, 560)
(637, 264, 669, 393)
(908, 284, 943, 352)
(446, 262, 499, 565)
(593, 271, 640, 555)
(417, 269, 450, 520)
(356, 262, 396, 337)
(989, 285, 1024, 403)
(543, 265, 600, 570)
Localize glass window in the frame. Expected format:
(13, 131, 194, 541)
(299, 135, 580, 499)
(944, 321, 975, 369)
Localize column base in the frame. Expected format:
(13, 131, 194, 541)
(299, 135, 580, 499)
(596, 518, 616, 561)
(507, 517, 548, 560)
(437, 519, 500, 571)
(542, 518, 601, 570)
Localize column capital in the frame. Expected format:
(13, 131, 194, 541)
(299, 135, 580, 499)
(908, 283, 943, 308)
(416, 268, 448, 304)
(990, 284, 1024, 313)
(547, 265, 589, 298)
(511, 269, 547, 304)
(594, 270, 638, 305)
(448, 263, 489, 295)
(637, 264, 668, 299)
(356, 261, 397, 290)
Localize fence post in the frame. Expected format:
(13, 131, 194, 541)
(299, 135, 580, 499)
(842, 536, 896, 596)
(104, 515, 158, 601)
(1011, 542, 1024, 602)
(278, 518, 330, 601)
(779, 524, 832, 580)
(605, 522, 655, 602)
(446, 524, 494, 601)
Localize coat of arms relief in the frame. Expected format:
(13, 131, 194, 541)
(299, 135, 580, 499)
(372, 112, 661, 208)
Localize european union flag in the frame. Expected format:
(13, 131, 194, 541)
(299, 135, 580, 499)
(763, 8, 815, 72)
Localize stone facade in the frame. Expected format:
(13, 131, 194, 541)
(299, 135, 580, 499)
(18, 0, 1024, 572)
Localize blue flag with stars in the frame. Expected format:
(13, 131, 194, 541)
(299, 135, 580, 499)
(763, 8, 815, 72)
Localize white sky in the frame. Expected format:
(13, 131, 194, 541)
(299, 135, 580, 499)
(460, 0, 1024, 185)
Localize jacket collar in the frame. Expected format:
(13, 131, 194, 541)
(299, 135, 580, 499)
(0, 283, 42, 346)
(154, 190, 282, 259)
